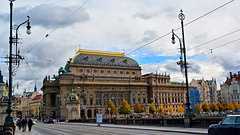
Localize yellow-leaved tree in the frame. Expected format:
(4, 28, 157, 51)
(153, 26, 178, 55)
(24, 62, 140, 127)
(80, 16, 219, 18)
(178, 105, 185, 114)
(228, 102, 235, 111)
(202, 102, 210, 113)
(118, 99, 132, 118)
(194, 103, 202, 113)
(149, 103, 156, 114)
(216, 101, 224, 112)
(134, 101, 144, 113)
(222, 102, 228, 111)
(158, 103, 165, 114)
(233, 101, 240, 111)
(168, 105, 174, 114)
(210, 102, 219, 112)
(105, 100, 116, 116)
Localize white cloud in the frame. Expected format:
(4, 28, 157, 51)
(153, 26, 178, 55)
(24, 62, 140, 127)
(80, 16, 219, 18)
(0, 0, 239, 94)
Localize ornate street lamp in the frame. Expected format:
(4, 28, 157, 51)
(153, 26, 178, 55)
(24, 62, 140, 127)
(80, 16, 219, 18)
(5, 0, 31, 126)
(171, 10, 193, 127)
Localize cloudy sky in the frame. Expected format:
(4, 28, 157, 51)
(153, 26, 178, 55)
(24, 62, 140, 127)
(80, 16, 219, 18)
(0, 0, 239, 94)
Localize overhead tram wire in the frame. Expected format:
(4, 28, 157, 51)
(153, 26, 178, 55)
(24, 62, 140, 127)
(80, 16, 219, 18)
(143, 37, 240, 74)
(188, 28, 240, 51)
(142, 36, 240, 69)
(189, 37, 240, 59)
(126, 0, 235, 55)
(22, 58, 37, 80)
(24, 0, 90, 55)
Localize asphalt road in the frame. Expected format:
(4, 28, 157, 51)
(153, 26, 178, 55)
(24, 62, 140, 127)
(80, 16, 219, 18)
(16, 122, 208, 135)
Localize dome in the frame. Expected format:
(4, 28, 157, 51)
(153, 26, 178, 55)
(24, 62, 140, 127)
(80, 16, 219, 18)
(67, 92, 79, 102)
(71, 49, 140, 67)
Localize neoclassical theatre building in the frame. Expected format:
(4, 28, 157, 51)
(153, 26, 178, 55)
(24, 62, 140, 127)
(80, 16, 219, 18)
(41, 49, 187, 119)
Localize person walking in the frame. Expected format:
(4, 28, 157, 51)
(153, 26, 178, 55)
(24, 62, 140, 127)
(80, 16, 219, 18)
(16, 119, 21, 130)
(22, 118, 27, 132)
(28, 118, 34, 132)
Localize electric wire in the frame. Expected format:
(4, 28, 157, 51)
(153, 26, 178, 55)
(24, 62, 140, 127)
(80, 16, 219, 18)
(142, 37, 240, 68)
(24, 0, 90, 54)
(126, 0, 235, 55)
(188, 28, 240, 51)
(23, 58, 37, 80)
(189, 37, 240, 58)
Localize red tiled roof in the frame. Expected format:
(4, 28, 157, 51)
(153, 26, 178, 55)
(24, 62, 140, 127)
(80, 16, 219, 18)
(31, 94, 42, 101)
(225, 78, 240, 85)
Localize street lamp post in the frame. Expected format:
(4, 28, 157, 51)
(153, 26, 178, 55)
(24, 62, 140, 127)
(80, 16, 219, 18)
(171, 10, 193, 127)
(5, 0, 31, 126)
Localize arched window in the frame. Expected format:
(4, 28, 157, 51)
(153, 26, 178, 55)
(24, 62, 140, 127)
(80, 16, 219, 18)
(50, 95, 56, 107)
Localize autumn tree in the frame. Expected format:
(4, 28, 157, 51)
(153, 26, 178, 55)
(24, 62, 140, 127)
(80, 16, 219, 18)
(168, 105, 174, 114)
(158, 103, 165, 114)
(222, 102, 228, 111)
(216, 101, 224, 112)
(134, 101, 144, 113)
(141, 105, 146, 112)
(105, 100, 116, 116)
(118, 99, 132, 117)
(233, 101, 240, 111)
(149, 103, 156, 114)
(194, 103, 202, 113)
(178, 105, 185, 113)
(210, 102, 219, 112)
(228, 102, 235, 111)
(202, 102, 210, 113)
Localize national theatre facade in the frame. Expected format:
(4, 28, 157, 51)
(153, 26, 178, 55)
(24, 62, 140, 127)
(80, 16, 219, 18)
(41, 49, 187, 119)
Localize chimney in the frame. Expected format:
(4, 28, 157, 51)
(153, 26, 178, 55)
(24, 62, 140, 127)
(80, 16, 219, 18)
(230, 72, 232, 78)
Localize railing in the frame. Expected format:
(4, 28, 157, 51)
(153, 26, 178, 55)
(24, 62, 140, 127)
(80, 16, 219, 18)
(67, 116, 225, 128)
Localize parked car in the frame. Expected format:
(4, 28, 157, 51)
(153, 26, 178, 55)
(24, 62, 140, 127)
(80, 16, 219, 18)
(44, 118, 54, 124)
(208, 115, 240, 135)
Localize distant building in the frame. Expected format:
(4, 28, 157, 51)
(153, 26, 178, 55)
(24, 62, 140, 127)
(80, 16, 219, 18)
(217, 90, 221, 103)
(189, 87, 200, 112)
(12, 95, 22, 116)
(21, 84, 39, 116)
(0, 70, 8, 124)
(143, 73, 186, 114)
(0, 70, 8, 98)
(190, 78, 217, 104)
(29, 93, 42, 118)
(42, 48, 186, 120)
(220, 72, 240, 104)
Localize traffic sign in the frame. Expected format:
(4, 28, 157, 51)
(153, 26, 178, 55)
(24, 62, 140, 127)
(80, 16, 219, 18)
(108, 107, 111, 111)
(96, 114, 102, 123)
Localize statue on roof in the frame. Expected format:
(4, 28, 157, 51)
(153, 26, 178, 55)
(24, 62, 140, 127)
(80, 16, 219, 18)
(65, 61, 71, 72)
(58, 67, 67, 77)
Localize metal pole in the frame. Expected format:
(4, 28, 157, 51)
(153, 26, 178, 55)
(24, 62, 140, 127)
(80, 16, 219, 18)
(181, 19, 191, 116)
(171, 10, 193, 128)
(5, 1, 14, 126)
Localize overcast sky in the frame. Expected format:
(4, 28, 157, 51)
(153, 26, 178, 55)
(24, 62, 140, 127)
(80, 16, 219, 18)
(0, 0, 239, 95)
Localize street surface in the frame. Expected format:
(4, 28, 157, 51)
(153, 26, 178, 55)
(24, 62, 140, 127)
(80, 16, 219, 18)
(15, 122, 208, 135)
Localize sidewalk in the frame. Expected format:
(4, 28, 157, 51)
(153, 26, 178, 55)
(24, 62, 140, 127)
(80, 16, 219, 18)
(63, 122, 208, 134)
(15, 128, 39, 135)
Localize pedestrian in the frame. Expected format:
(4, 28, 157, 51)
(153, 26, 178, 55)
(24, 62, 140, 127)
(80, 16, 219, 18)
(16, 119, 21, 130)
(22, 118, 27, 132)
(28, 118, 33, 132)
